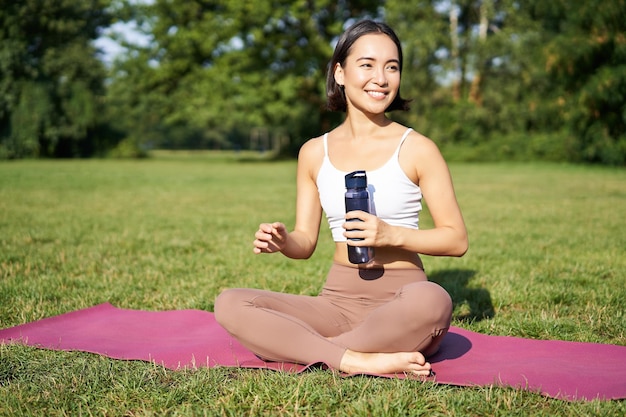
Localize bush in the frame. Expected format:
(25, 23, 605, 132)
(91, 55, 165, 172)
(107, 137, 148, 159)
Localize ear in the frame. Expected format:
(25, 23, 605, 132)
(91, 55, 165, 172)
(333, 63, 344, 87)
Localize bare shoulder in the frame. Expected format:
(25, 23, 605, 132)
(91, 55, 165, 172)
(399, 129, 448, 181)
(403, 130, 442, 156)
(298, 135, 325, 164)
(297, 135, 326, 178)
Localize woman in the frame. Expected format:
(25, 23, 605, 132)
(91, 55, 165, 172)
(215, 20, 468, 376)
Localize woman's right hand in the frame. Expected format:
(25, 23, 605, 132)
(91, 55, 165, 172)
(253, 222, 288, 254)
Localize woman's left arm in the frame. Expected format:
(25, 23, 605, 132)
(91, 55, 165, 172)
(347, 134, 468, 257)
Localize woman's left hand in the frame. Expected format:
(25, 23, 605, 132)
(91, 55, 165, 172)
(343, 211, 392, 247)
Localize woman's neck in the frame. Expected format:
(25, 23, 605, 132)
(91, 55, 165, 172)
(341, 111, 392, 140)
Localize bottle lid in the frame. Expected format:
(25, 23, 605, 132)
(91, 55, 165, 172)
(345, 170, 367, 189)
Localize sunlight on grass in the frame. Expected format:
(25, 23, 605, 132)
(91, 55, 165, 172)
(1, 156, 625, 415)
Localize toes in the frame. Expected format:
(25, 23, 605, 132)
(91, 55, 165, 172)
(412, 352, 427, 365)
(407, 363, 430, 373)
(410, 369, 435, 378)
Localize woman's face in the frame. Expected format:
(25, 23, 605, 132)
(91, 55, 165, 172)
(334, 33, 401, 116)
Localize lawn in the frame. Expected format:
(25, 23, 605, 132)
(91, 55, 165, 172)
(1, 154, 625, 416)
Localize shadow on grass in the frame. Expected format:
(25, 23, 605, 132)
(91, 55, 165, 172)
(428, 269, 495, 323)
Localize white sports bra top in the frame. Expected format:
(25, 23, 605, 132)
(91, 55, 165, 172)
(316, 128, 422, 242)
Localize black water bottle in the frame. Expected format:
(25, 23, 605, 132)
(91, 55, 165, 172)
(345, 170, 374, 264)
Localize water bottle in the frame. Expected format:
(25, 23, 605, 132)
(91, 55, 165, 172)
(345, 170, 374, 264)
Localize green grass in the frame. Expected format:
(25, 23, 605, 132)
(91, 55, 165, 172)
(0, 155, 625, 416)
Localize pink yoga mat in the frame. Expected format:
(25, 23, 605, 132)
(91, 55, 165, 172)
(1, 303, 625, 401)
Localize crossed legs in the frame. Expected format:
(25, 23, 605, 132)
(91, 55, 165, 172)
(214, 269, 452, 375)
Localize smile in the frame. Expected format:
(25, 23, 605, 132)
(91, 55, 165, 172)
(367, 91, 387, 98)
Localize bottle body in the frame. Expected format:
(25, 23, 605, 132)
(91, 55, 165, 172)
(344, 171, 374, 264)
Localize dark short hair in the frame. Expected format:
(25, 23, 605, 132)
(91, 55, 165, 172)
(326, 20, 411, 113)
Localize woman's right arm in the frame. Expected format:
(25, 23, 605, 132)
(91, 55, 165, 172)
(253, 138, 324, 259)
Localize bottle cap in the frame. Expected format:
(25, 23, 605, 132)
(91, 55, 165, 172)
(345, 170, 367, 189)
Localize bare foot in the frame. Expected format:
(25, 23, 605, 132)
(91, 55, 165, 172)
(339, 349, 432, 376)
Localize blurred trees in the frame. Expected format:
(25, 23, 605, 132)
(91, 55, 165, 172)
(535, 0, 626, 164)
(106, 0, 381, 154)
(386, 0, 626, 164)
(0, 0, 115, 158)
(1, 0, 625, 164)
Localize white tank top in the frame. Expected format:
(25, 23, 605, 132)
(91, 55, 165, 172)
(316, 128, 422, 242)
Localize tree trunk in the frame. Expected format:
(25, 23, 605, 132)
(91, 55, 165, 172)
(450, 6, 461, 102)
(469, 0, 489, 105)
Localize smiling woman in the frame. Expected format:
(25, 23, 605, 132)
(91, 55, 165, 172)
(333, 34, 401, 116)
(214, 19, 468, 377)
(326, 21, 411, 113)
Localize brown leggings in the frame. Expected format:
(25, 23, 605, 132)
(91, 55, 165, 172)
(214, 263, 452, 370)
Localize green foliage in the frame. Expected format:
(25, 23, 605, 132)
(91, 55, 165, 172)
(0, 157, 625, 415)
(0, 0, 113, 158)
(106, 0, 382, 155)
(534, 0, 626, 165)
(107, 137, 149, 158)
(385, 0, 626, 165)
(2, 0, 625, 164)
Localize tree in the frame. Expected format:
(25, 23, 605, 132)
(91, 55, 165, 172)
(108, 0, 382, 154)
(0, 0, 114, 158)
(385, 0, 530, 144)
(534, 0, 626, 164)
(385, 0, 625, 165)
(102, 0, 625, 164)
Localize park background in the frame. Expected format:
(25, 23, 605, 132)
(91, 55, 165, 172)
(1, 0, 625, 164)
(1, 1, 626, 416)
